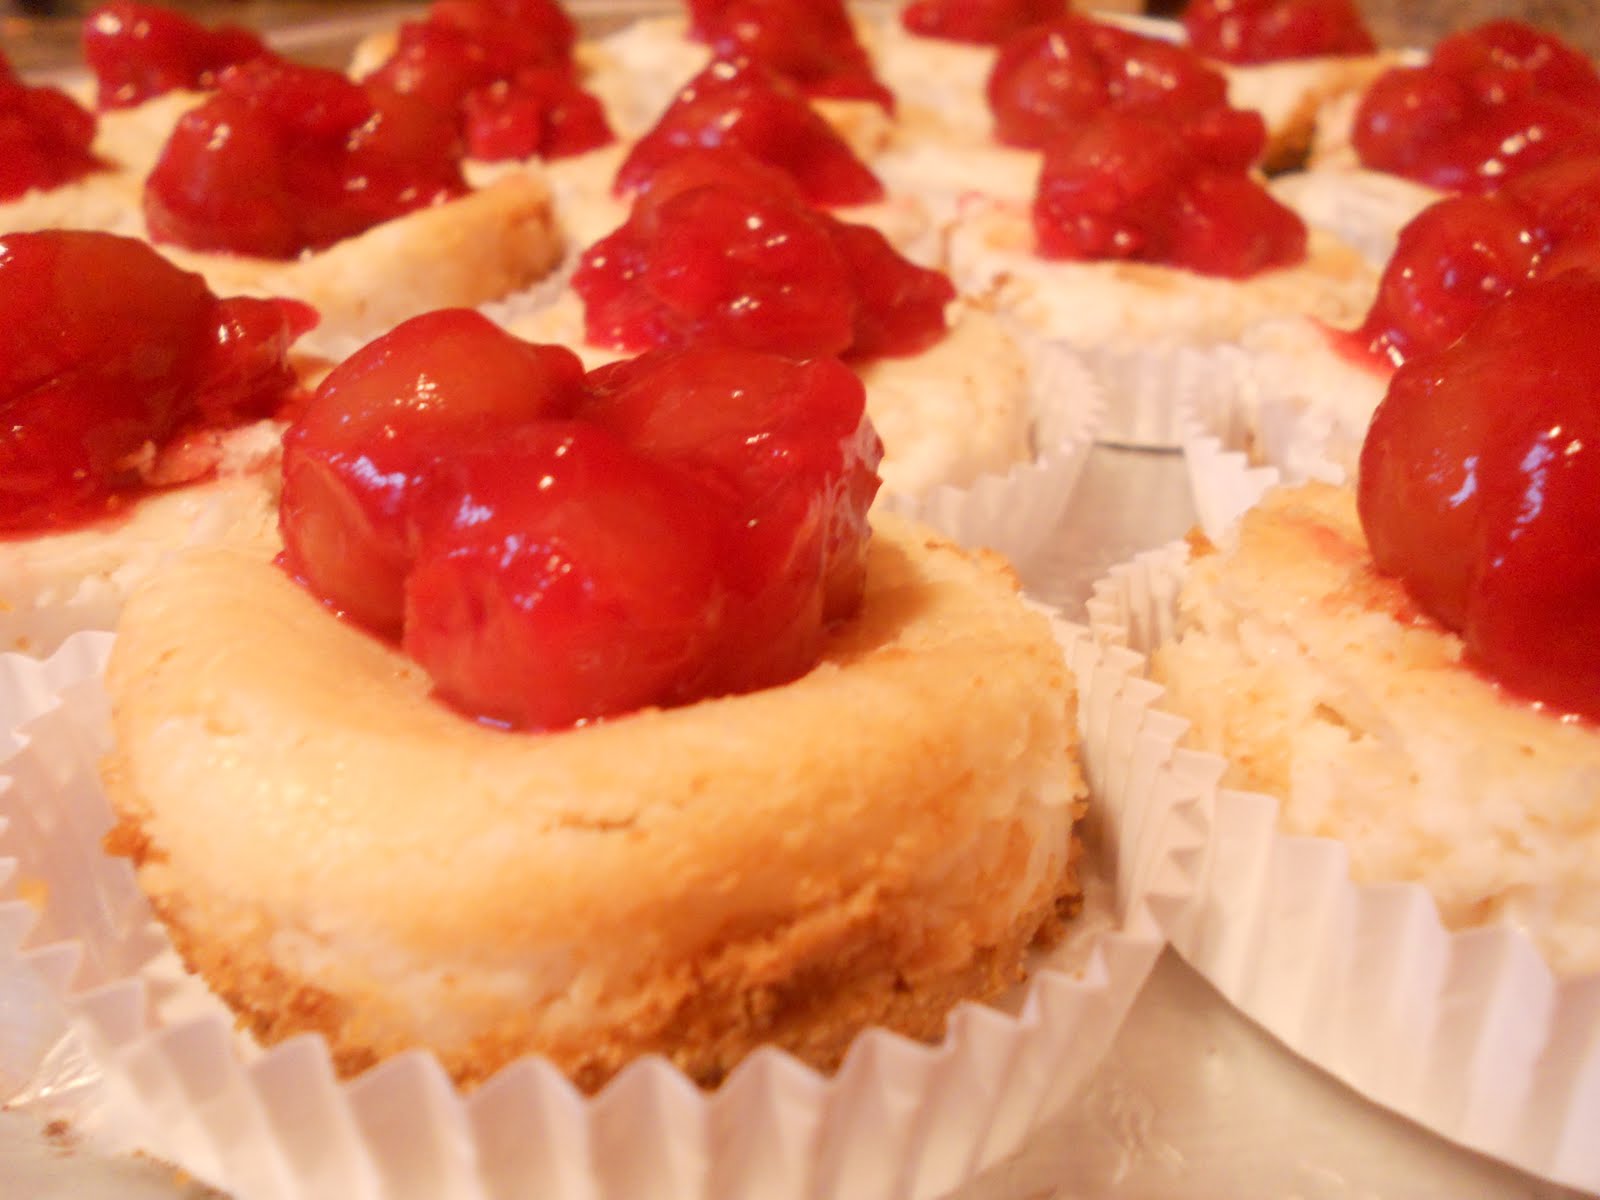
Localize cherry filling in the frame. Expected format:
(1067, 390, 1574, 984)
(0, 51, 103, 201)
(988, 15, 1259, 152)
(81, 0, 273, 110)
(364, 0, 612, 162)
(1032, 109, 1305, 277)
(575, 150, 952, 359)
(1352, 21, 1600, 193)
(614, 58, 885, 206)
(900, 0, 1063, 45)
(1344, 157, 1600, 367)
(1181, 0, 1376, 65)
(687, 0, 893, 109)
(0, 230, 313, 536)
(1357, 271, 1600, 724)
(144, 58, 469, 258)
(279, 312, 882, 730)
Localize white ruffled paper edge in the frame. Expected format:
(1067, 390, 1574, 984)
(1079, 539, 1600, 1195)
(1079, 341, 1253, 453)
(876, 333, 1104, 572)
(0, 622, 1169, 1200)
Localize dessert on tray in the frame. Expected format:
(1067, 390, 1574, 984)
(0, 228, 313, 652)
(100, 311, 1090, 1090)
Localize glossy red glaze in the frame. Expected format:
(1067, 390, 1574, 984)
(687, 0, 893, 108)
(462, 67, 613, 161)
(1033, 110, 1304, 276)
(901, 0, 1062, 45)
(144, 59, 468, 258)
(279, 309, 586, 636)
(0, 230, 308, 535)
(81, 1, 271, 110)
(577, 150, 950, 359)
(403, 422, 732, 729)
(365, 0, 576, 108)
(1181, 0, 1375, 64)
(1352, 21, 1600, 193)
(988, 15, 1240, 150)
(0, 52, 102, 201)
(1358, 271, 1600, 723)
(283, 318, 880, 730)
(614, 58, 885, 206)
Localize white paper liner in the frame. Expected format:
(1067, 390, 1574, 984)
(875, 334, 1103, 572)
(1078, 544, 1600, 1195)
(0, 621, 1169, 1200)
(1175, 358, 1357, 543)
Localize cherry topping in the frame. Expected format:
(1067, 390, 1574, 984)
(614, 58, 885, 207)
(280, 309, 585, 636)
(900, 0, 1063, 45)
(462, 67, 613, 161)
(1181, 0, 1375, 65)
(1358, 271, 1600, 723)
(576, 150, 951, 358)
(0, 51, 102, 201)
(687, 0, 893, 109)
(1033, 110, 1304, 276)
(81, 1, 272, 110)
(144, 59, 469, 258)
(0, 231, 309, 535)
(403, 422, 732, 729)
(1352, 21, 1600, 193)
(988, 16, 1241, 151)
(281, 319, 881, 731)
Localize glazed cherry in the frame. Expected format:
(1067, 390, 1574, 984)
(279, 310, 585, 635)
(1358, 271, 1600, 723)
(901, 0, 1062, 45)
(462, 67, 612, 161)
(580, 347, 881, 687)
(1033, 110, 1304, 276)
(404, 422, 732, 730)
(1181, 0, 1376, 65)
(0, 231, 309, 535)
(81, 1, 271, 110)
(1352, 22, 1600, 193)
(1350, 195, 1544, 367)
(0, 52, 102, 201)
(988, 16, 1239, 150)
(687, 0, 893, 109)
(145, 59, 468, 258)
(577, 150, 951, 359)
(614, 58, 885, 206)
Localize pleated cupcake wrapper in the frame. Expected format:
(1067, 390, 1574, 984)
(1175, 365, 1348, 544)
(0, 575, 127, 664)
(0, 624, 1169, 1200)
(877, 333, 1104, 574)
(1079, 543, 1600, 1195)
(1074, 341, 1259, 452)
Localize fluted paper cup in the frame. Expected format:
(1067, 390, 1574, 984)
(0, 619, 1169, 1200)
(1078, 541, 1600, 1195)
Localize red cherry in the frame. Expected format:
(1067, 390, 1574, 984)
(0, 53, 102, 201)
(1033, 110, 1302, 275)
(1359, 271, 1600, 721)
(1353, 194, 1543, 366)
(145, 59, 467, 258)
(1181, 0, 1376, 65)
(615, 58, 885, 206)
(901, 0, 1063, 45)
(830, 219, 955, 360)
(988, 18, 1109, 148)
(1353, 22, 1600, 193)
(403, 422, 732, 730)
(1503, 155, 1600, 248)
(0, 231, 304, 534)
(687, 0, 892, 108)
(279, 311, 585, 635)
(579, 347, 881, 665)
(463, 68, 613, 161)
(81, 1, 271, 110)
